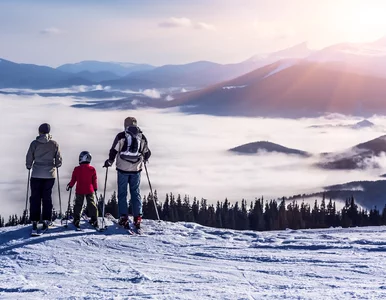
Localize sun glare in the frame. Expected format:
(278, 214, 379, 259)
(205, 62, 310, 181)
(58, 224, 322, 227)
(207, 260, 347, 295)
(338, 2, 386, 43)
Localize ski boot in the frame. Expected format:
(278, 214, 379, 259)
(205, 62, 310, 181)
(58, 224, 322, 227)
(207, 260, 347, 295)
(118, 215, 129, 228)
(89, 219, 99, 229)
(133, 216, 143, 234)
(31, 221, 39, 236)
(42, 220, 51, 231)
(73, 220, 81, 230)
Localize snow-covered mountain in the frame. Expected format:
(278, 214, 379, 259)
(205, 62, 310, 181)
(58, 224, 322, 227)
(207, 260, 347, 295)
(167, 60, 386, 117)
(1, 219, 386, 299)
(306, 37, 386, 78)
(248, 42, 313, 63)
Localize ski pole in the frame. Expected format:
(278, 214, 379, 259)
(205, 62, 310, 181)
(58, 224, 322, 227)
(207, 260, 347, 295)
(56, 168, 63, 218)
(101, 167, 108, 229)
(144, 162, 160, 221)
(94, 191, 105, 229)
(24, 169, 31, 225)
(64, 188, 72, 228)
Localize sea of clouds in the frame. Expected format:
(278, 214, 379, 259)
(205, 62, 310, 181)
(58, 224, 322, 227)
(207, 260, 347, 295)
(1, 93, 386, 217)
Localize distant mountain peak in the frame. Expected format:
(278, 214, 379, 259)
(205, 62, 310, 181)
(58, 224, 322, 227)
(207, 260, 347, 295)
(248, 42, 312, 62)
(270, 42, 310, 57)
(353, 119, 375, 128)
(371, 35, 386, 47)
(229, 141, 310, 157)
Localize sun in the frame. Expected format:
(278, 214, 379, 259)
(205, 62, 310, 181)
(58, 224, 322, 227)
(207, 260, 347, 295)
(337, 1, 386, 43)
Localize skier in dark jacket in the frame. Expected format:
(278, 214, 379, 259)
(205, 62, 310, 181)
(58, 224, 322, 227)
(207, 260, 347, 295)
(26, 123, 62, 234)
(104, 117, 151, 230)
(67, 151, 99, 229)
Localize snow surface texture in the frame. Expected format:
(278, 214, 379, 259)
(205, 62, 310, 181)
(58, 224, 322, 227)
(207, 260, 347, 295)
(1, 220, 386, 299)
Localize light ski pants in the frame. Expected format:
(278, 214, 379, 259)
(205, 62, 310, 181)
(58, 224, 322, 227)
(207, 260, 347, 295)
(117, 170, 142, 218)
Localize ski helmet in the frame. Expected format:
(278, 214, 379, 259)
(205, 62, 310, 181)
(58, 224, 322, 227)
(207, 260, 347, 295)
(124, 117, 137, 129)
(38, 123, 51, 134)
(79, 151, 92, 164)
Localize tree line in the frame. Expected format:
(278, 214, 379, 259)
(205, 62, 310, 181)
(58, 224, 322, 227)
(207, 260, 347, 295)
(2, 191, 386, 232)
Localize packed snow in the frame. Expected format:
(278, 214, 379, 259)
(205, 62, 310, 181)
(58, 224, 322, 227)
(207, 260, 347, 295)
(263, 61, 297, 79)
(1, 220, 386, 299)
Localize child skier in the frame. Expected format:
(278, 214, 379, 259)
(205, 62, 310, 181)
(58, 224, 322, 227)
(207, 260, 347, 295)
(67, 151, 99, 229)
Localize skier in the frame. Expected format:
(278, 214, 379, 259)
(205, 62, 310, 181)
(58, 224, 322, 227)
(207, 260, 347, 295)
(26, 123, 62, 234)
(104, 117, 151, 230)
(66, 151, 99, 229)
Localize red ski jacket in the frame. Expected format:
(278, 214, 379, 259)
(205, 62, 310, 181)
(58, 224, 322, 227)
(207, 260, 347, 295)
(68, 163, 98, 195)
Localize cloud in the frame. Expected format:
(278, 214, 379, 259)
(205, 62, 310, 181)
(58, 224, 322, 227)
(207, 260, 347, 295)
(0, 85, 109, 94)
(194, 22, 217, 31)
(1, 92, 386, 219)
(165, 95, 174, 101)
(39, 27, 64, 35)
(141, 89, 161, 99)
(158, 17, 192, 28)
(159, 17, 216, 31)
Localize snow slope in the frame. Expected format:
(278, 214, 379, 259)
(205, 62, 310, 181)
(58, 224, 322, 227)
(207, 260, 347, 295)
(1, 220, 386, 299)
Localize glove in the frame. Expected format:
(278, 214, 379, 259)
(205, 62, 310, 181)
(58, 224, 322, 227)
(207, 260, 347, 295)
(66, 184, 72, 191)
(143, 151, 151, 163)
(104, 159, 113, 168)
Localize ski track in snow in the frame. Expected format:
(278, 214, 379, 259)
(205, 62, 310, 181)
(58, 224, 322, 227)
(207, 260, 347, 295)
(1, 221, 386, 299)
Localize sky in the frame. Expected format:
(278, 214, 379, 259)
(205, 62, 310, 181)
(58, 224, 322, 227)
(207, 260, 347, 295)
(1, 0, 386, 66)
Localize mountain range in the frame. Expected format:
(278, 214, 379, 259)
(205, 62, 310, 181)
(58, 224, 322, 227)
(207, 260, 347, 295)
(168, 60, 386, 117)
(0, 44, 308, 90)
(4, 37, 386, 117)
(57, 60, 155, 76)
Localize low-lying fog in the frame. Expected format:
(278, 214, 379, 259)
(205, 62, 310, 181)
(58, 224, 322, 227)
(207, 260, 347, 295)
(1, 93, 385, 217)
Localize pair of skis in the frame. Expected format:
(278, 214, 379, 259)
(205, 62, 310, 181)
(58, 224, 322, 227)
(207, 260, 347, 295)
(31, 222, 55, 237)
(76, 215, 108, 232)
(105, 213, 143, 235)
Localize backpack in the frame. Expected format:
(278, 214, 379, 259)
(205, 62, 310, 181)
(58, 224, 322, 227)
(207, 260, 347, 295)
(119, 126, 143, 163)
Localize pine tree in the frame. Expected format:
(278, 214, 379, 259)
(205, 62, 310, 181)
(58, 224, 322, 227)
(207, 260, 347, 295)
(239, 199, 249, 230)
(278, 198, 288, 230)
(182, 195, 193, 222)
(326, 198, 335, 227)
(348, 197, 359, 227)
(319, 195, 326, 228)
(215, 201, 223, 228)
(249, 199, 264, 231)
(382, 205, 386, 225)
(198, 198, 208, 225)
(191, 197, 199, 222)
(162, 193, 171, 221)
(104, 191, 119, 218)
(176, 194, 183, 221)
(222, 198, 230, 228)
(228, 204, 236, 229)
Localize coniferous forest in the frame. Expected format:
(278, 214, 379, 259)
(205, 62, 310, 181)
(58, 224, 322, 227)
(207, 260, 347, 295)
(2, 191, 386, 231)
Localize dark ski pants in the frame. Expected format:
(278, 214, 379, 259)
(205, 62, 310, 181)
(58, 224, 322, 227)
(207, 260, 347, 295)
(30, 177, 55, 222)
(73, 193, 98, 223)
(117, 171, 142, 218)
